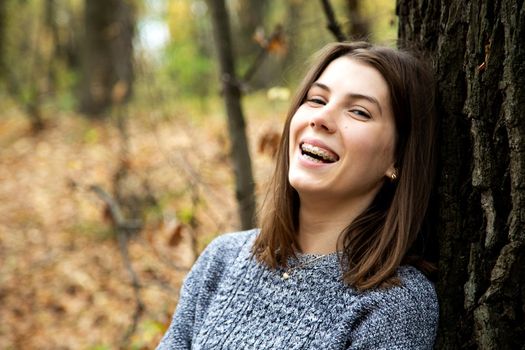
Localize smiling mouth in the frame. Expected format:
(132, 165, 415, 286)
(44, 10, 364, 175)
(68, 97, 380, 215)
(300, 143, 339, 163)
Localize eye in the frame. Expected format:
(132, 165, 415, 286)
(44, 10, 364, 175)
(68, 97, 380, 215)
(306, 97, 326, 106)
(349, 108, 371, 119)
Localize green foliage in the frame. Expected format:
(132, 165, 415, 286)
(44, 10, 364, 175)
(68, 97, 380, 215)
(361, 0, 397, 44)
(53, 61, 80, 111)
(143, 201, 164, 223)
(87, 345, 112, 350)
(70, 220, 115, 241)
(1, 0, 82, 115)
(161, 41, 215, 97)
(154, 0, 216, 97)
(0, 0, 398, 114)
(178, 205, 195, 225)
(130, 319, 166, 349)
(83, 127, 100, 144)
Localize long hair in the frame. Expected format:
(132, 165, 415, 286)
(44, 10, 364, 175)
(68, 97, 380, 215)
(252, 42, 438, 290)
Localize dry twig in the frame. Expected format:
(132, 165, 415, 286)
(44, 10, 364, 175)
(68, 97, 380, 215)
(319, 0, 347, 42)
(88, 184, 144, 348)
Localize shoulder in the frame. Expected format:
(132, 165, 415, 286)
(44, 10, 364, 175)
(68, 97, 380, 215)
(156, 229, 259, 347)
(178, 229, 258, 302)
(393, 265, 437, 302)
(202, 228, 258, 260)
(189, 229, 258, 278)
(348, 266, 438, 349)
(366, 265, 438, 317)
(396, 265, 438, 316)
(206, 228, 258, 249)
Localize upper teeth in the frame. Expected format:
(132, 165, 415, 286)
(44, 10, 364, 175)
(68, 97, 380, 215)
(301, 143, 338, 162)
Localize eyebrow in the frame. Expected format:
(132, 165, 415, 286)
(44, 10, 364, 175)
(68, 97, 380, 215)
(310, 82, 383, 115)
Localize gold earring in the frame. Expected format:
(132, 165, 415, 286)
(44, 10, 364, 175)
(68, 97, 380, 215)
(390, 170, 398, 182)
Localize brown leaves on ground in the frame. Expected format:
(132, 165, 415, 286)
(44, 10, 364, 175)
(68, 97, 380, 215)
(0, 98, 283, 349)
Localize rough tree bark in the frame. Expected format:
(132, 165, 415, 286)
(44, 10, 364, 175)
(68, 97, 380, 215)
(207, 0, 256, 230)
(397, 0, 525, 349)
(80, 0, 135, 116)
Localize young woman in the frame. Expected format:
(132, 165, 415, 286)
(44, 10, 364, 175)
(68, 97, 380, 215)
(157, 42, 439, 349)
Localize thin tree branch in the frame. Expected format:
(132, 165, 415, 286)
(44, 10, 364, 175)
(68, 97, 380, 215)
(242, 25, 283, 85)
(88, 184, 144, 348)
(117, 231, 144, 348)
(319, 0, 347, 42)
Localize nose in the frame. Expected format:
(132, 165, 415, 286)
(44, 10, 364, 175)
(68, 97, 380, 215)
(309, 109, 336, 133)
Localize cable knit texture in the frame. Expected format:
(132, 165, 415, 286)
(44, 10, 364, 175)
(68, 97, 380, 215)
(157, 229, 438, 349)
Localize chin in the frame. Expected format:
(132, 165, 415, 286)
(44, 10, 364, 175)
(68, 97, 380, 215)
(289, 176, 327, 196)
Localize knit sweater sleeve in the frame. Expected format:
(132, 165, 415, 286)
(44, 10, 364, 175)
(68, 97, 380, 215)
(156, 230, 255, 350)
(348, 267, 439, 350)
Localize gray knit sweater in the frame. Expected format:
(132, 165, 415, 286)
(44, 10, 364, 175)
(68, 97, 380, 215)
(157, 229, 438, 349)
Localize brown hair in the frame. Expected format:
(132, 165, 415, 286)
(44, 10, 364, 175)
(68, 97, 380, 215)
(252, 42, 438, 290)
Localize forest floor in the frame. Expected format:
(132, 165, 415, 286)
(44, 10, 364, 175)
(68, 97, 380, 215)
(0, 95, 287, 349)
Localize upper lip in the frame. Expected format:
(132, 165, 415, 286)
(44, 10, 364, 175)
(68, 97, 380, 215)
(299, 138, 340, 160)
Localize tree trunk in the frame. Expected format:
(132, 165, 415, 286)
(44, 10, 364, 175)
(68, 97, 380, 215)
(44, 0, 59, 94)
(80, 0, 135, 116)
(397, 0, 525, 348)
(207, 0, 256, 230)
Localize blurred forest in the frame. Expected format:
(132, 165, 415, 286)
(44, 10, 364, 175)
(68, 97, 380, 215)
(0, 0, 396, 349)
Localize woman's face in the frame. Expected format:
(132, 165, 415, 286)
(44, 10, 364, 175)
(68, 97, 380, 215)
(288, 56, 397, 205)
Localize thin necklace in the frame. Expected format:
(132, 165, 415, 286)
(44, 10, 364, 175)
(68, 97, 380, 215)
(282, 254, 329, 280)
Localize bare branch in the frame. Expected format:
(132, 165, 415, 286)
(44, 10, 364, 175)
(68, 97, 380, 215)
(88, 184, 144, 348)
(319, 0, 347, 42)
(117, 231, 144, 348)
(242, 25, 284, 85)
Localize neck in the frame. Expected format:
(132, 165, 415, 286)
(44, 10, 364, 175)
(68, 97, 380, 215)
(296, 193, 375, 255)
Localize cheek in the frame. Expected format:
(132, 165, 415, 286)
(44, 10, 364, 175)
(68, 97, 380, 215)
(380, 140, 395, 161)
(348, 138, 378, 158)
(288, 113, 305, 143)
(288, 119, 296, 149)
(344, 129, 395, 163)
(379, 129, 397, 162)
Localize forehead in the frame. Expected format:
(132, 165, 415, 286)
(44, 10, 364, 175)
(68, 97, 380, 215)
(314, 56, 390, 101)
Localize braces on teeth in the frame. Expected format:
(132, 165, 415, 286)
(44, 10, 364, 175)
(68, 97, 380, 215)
(303, 154, 324, 163)
(301, 143, 337, 162)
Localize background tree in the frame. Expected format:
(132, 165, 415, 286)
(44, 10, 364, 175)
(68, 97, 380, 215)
(43, 0, 81, 95)
(397, 0, 525, 348)
(80, 0, 135, 116)
(345, 0, 369, 39)
(230, 1, 287, 90)
(0, 0, 5, 81)
(0, 0, 58, 130)
(232, 0, 267, 62)
(207, 0, 256, 229)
